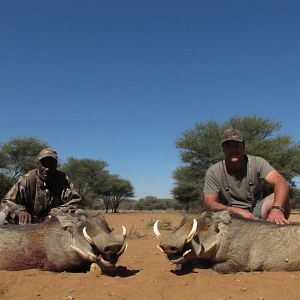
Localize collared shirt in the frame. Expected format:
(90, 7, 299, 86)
(203, 155, 274, 208)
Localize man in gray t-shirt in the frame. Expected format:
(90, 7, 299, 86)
(203, 129, 290, 224)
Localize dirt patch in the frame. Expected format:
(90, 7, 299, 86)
(1, 211, 300, 300)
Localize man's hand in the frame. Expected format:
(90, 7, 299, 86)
(267, 208, 290, 224)
(229, 207, 258, 221)
(18, 211, 32, 225)
(204, 194, 258, 221)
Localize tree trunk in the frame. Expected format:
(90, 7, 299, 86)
(186, 201, 189, 212)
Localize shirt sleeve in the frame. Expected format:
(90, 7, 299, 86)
(203, 166, 220, 195)
(254, 156, 274, 179)
(1, 176, 28, 219)
(59, 175, 81, 210)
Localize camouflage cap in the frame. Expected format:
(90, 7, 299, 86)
(221, 129, 244, 145)
(38, 148, 58, 161)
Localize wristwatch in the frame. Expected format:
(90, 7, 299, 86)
(271, 206, 285, 213)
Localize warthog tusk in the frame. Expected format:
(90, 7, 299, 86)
(157, 245, 165, 253)
(183, 249, 192, 257)
(185, 218, 197, 243)
(117, 243, 128, 256)
(122, 225, 127, 238)
(70, 244, 97, 262)
(83, 227, 95, 245)
(153, 220, 161, 238)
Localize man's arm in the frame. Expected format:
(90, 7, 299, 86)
(203, 193, 258, 220)
(50, 174, 81, 215)
(265, 169, 290, 206)
(1, 179, 32, 225)
(264, 169, 290, 224)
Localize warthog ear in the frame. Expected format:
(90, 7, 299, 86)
(200, 213, 230, 255)
(77, 215, 87, 223)
(201, 236, 219, 253)
(198, 212, 213, 225)
(191, 238, 203, 256)
(70, 215, 87, 228)
(75, 220, 83, 228)
(74, 209, 87, 216)
(56, 214, 76, 229)
(196, 212, 230, 256)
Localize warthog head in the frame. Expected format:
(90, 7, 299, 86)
(61, 209, 127, 273)
(153, 211, 231, 271)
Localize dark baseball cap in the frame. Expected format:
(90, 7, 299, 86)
(38, 148, 58, 161)
(221, 129, 244, 145)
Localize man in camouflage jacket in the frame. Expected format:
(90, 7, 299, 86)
(0, 148, 81, 225)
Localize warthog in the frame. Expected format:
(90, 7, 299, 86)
(153, 210, 300, 273)
(0, 209, 127, 273)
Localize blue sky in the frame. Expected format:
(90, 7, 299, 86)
(1, 1, 300, 198)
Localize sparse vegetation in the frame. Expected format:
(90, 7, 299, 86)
(145, 218, 173, 231)
(127, 224, 147, 239)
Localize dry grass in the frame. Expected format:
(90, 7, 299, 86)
(127, 224, 147, 239)
(144, 217, 173, 230)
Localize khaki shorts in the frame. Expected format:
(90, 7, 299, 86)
(252, 197, 269, 218)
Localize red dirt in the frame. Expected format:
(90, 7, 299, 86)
(1, 211, 300, 300)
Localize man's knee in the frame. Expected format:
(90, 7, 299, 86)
(261, 193, 290, 219)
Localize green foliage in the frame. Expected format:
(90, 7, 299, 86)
(173, 116, 300, 208)
(0, 136, 49, 179)
(61, 157, 108, 204)
(290, 187, 300, 209)
(0, 173, 12, 199)
(176, 120, 224, 168)
(0, 151, 7, 169)
(0, 136, 49, 198)
(135, 196, 184, 211)
(145, 217, 173, 230)
(172, 183, 202, 212)
(118, 198, 137, 211)
(96, 174, 134, 213)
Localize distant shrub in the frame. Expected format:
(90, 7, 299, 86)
(127, 224, 147, 239)
(135, 196, 184, 211)
(83, 196, 187, 212)
(291, 188, 300, 209)
(145, 218, 173, 230)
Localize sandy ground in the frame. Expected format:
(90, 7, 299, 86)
(1, 211, 300, 300)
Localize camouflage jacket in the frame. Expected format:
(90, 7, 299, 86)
(1, 169, 81, 223)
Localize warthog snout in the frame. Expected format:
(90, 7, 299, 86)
(103, 243, 124, 255)
(153, 217, 199, 270)
(159, 245, 179, 254)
